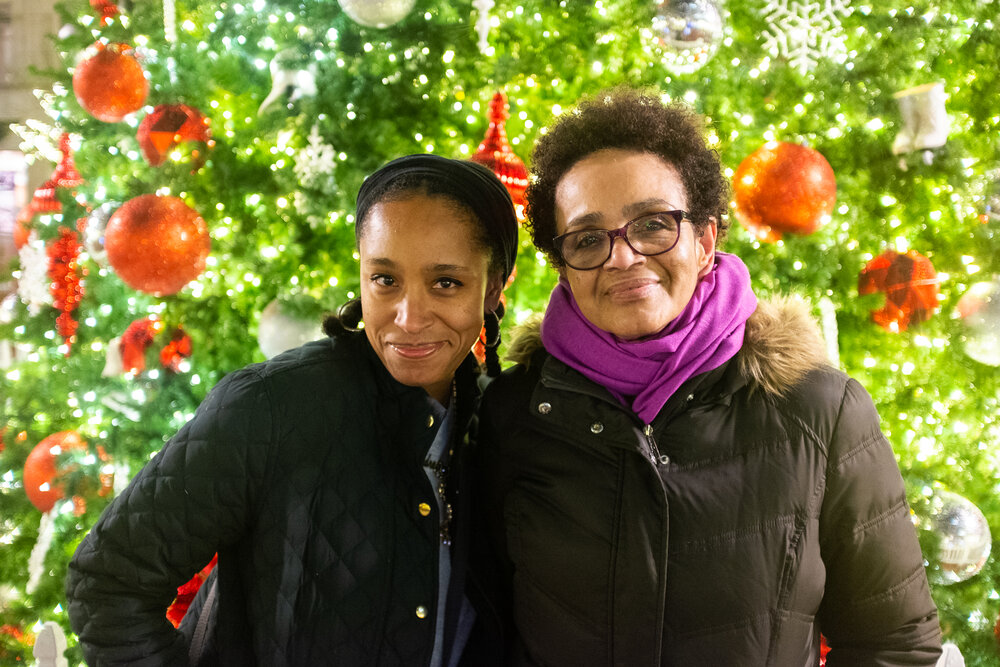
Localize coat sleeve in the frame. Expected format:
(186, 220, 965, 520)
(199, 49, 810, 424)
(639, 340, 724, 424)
(817, 377, 942, 667)
(65, 368, 274, 666)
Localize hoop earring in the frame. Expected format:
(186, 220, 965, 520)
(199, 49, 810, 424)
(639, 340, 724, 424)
(482, 308, 501, 348)
(337, 298, 364, 332)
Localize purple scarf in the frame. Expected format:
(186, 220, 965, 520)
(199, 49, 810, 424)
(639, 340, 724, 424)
(540, 252, 758, 424)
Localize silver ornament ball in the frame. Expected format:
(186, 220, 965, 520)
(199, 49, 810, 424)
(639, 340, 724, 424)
(338, 0, 416, 28)
(650, 0, 724, 75)
(924, 489, 991, 585)
(956, 278, 1000, 367)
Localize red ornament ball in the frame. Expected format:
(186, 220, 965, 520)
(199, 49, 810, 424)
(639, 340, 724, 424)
(137, 104, 212, 167)
(106, 194, 211, 296)
(72, 43, 148, 122)
(23, 430, 87, 513)
(858, 249, 938, 332)
(732, 141, 837, 242)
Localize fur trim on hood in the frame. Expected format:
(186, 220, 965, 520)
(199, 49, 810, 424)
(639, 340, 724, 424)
(504, 295, 830, 397)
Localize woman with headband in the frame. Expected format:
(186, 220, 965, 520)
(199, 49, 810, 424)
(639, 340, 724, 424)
(66, 154, 518, 666)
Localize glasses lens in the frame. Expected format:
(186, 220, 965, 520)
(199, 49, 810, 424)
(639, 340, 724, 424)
(560, 229, 611, 269)
(626, 212, 680, 255)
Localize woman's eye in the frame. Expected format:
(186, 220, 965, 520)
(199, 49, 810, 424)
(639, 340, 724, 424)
(371, 274, 395, 287)
(573, 232, 603, 249)
(435, 277, 463, 289)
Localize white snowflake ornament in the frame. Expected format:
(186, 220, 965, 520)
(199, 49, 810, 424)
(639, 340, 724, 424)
(294, 125, 338, 189)
(761, 0, 851, 75)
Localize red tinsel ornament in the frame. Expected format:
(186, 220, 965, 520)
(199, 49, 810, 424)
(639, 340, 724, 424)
(159, 327, 193, 372)
(105, 194, 211, 296)
(89, 0, 119, 25)
(732, 141, 837, 242)
(471, 91, 529, 221)
(120, 317, 164, 374)
(858, 249, 938, 332)
(47, 226, 86, 349)
(137, 104, 213, 168)
(28, 178, 61, 214)
(53, 132, 85, 188)
(166, 554, 218, 627)
(72, 42, 148, 123)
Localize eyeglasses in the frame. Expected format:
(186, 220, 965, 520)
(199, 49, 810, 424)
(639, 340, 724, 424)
(552, 210, 689, 270)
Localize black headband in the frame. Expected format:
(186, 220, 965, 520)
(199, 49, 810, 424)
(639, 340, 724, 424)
(355, 154, 518, 283)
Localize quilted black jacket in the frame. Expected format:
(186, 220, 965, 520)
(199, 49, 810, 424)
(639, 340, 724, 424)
(476, 299, 942, 666)
(66, 333, 484, 666)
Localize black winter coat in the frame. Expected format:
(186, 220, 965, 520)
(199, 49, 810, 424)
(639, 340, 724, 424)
(476, 298, 942, 667)
(66, 333, 483, 666)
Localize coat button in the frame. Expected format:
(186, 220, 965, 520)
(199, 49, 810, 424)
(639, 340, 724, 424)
(426, 415, 435, 428)
(537, 402, 552, 415)
(415, 605, 428, 619)
(418, 502, 432, 517)
(590, 422, 604, 434)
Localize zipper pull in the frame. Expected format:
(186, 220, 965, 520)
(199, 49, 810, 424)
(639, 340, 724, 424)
(643, 424, 670, 466)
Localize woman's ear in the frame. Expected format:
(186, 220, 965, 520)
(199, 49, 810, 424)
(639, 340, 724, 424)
(697, 219, 718, 278)
(483, 274, 504, 312)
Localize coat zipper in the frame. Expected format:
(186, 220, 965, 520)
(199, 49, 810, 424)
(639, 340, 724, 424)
(643, 424, 670, 466)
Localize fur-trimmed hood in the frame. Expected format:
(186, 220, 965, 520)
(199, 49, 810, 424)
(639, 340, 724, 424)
(504, 295, 829, 397)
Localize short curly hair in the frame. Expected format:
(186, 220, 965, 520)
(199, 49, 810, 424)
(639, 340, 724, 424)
(525, 87, 729, 267)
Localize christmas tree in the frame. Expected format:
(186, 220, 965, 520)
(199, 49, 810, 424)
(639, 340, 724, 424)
(2, 0, 998, 663)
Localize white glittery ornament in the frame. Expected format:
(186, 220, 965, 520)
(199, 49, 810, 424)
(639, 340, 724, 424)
(892, 83, 950, 164)
(761, 0, 851, 75)
(338, 0, 416, 28)
(16, 234, 52, 315)
(258, 299, 324, 359)
(955, 278, 1000, 367)
(473, 0, 495, 54)
(650, 0, 724, 75)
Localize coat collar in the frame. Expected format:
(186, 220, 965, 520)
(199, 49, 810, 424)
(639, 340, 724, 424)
(508, 294, 829, 400)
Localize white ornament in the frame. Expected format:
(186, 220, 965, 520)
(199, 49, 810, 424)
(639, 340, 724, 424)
(102, 335, 124, 377)
(892, 82, 950, 166)
(473, 0, 495, 54)
(258, 50, 318, 116)
(27, 509, 57, 594)
(761, 0, 851, 75)
(936, 643, 965, 667)
(33, 621, 68, 667)
(163, 0, 177, 43)
(339, 0, 416, 28)
(16, 233, 51, 315)
(258, 299, 324, 359)
(817, 296, 840, 368)
(294, 125, 338, 190)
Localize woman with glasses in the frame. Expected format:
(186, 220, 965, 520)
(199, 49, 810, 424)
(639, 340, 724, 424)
(474, 89, 941, 666)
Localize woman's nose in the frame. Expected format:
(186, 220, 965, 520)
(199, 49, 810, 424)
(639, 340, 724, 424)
(395, 290, 433, 331)
(603, 235, 645, 270)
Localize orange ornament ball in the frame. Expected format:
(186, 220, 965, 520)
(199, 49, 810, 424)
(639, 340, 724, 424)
(105, 194, 211, 296)
(732, 141, 837, 242)
(23, 431, 87, 513)
(72, 43, 148, 123)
